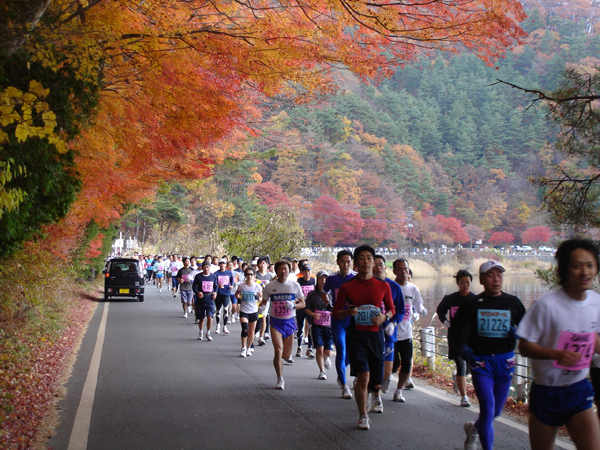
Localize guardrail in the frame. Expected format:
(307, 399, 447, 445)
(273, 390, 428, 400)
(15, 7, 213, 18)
(414, 326, 531, 402)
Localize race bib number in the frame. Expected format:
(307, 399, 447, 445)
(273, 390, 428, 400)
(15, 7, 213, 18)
(355, 304, 381, 326)
(314, 310, 331, 327)
(241, 291, 255, 303)
(301, 285, 314, 296)
(202, 281, 213, 293)
(182, 273, 192, 283)
(553, 331, 595, 371)
(402, 304, 412, 322)
(477, 309, 510, 338)
(171, 266, 179, 275)
(450, 306, 459, 320)
(156, 264, 165, 272)
(217, 276, 229, 286)
(271, 300, 294, 319)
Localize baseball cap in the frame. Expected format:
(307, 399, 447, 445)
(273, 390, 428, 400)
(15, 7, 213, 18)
(316, 270, 329, 279)
(301, 264, 311, 271)
(479, 260, 505, 274)
(219, 259, 227, 264)
(201, 260, 210, 267)
(292, 258, 299, 262)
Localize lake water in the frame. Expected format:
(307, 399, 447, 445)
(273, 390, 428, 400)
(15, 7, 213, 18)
(408, 274, 549, 328)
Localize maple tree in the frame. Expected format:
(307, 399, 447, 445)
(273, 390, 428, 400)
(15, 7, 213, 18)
(521, 226, 553, 246)
(310, 195, 364, 246)
(489, 231, 515, 246)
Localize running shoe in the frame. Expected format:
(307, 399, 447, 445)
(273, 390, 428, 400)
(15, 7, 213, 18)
(356, 415, 371, 430)
(296, 348, 302, 358)
(404, 378, 415, 390)
(318, 371, 327, 380)
(206, 333, 213, 341)
(247, 347, 254, 356)
(306, 348, 315, 359)
(461, 396, 471, 407)
(393, 389, 405, 402)
(276, 377, 285, 390)
(194, 318, 199, 324)
(240, 347, 247, 357)
(188, 305, 192, 314)
(464, 422, 479, 450)
(324, 357, 331, 369)
(372, 397, 384, 414)
(381, 377, 391, 394)
(173, 293, 176, 298)
(453, 373, 460, 395)
(285, 357, 294, 364)
(215, 325, 221, 334)
(183, 312, 188, 319)
(223, 326, 229, 335)
(264, 333, 270, 341)
(230, 316, 236, 324)
(198, 331, 203, 340)
(342, 385, 353, 399)
(258, 338, 266, 346)
(159, 288, 162, 292)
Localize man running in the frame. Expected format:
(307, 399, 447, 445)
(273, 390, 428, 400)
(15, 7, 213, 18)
(192, 260, 218, 341)
(322, 249, 355, 399)
(333, 245, 395, 431)
(296, 263, 316, 358)
(255, 257, 274, 345)
(214, 259, 234, 335)
(260, 260, 306, 390)
(176, 257, 194, 319)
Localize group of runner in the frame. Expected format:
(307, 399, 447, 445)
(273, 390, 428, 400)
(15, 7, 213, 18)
(139, 238, 600, 450)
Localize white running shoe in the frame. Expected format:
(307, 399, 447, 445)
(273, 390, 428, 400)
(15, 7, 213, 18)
(372, 397, 384, 414)
(215, 325, 221, 334)
(198, 331, 203, 340)
(285, 357, 294, 364)
(324, 357, 331, 369)
(183, 312, 188, 318)
(357, 415, 371, 430)
(296, 348, 302, 358)
(306, 348, 315, 359)
(342, 385, 353, 399)
(381, 377, 391, 394)
(159, 288, 162, 292)
(393, 389, 405, 402)
(188, 305, 192, 314)
(404, 378, 415, 390)
(247, 347, 254, 356)
(230, 316, 236, 324)
(194, 318, 199, 324)
(464, 422, 479, 450)
(276, 377, 285, 390)
(318, 371, 327, 380)
(258, 338, 266, 346)
(223, 326, 229, 334)
(264, 333, 270, 341)
(461, 396, 471, 407)
(206, 333, 213, 341)
(240, 347, 247, 357)
(173, 293, 176, 298)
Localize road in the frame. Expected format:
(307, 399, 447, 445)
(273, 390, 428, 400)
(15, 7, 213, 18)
(46, 287, 575, 450)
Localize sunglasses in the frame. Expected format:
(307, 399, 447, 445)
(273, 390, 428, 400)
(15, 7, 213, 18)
(245, 273, 254, 277)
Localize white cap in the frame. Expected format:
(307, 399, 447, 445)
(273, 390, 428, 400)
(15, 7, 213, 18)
(219, 259, 227, 264)
(479, 260, 505, 275)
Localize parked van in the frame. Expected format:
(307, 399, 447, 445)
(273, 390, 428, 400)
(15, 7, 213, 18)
(103, 258, 145, 301)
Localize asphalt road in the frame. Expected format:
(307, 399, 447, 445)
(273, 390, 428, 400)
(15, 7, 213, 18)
(46, 286, 574, 450)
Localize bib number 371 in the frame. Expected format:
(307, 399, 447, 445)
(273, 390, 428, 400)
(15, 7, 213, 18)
(355, 305, 381, 326)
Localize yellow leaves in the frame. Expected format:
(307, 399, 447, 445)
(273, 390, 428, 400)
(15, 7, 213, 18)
(0, 159, 27, 218)
(0, 81, 67, 153)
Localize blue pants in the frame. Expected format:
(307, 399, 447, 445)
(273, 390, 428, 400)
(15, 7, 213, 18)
(331, 317, 351, 385)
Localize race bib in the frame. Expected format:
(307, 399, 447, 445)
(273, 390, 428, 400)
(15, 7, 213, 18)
(156, 263, 165, 272)
(449, 306, 459, 320)
(477, 309, 510, 338)
(301, 285, 314, 296)
(171, 266, 179, 275)
(182, 273, 192, 283)
(202, 281, 213, 293)
(553, 331, 595, 371)
(355, 304, 381, 326)
(402, 304, 412, 322)
(271, 300, 294, 319)
(314, 310, 331, 327)
(217, 276, 229, 286)
(241, 291, 255, 303)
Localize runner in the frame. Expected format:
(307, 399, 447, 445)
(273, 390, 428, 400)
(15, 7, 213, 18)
(322, 249, 355, 399)
(236, 267, 263, 357)
(390, 258, 427, 403)
(304, 270, 333, 380)
(374, 255, 405, 413)
(192, 260, 218, 341)
(153, 255, 166, 292)
(176, 258, 194, 319)
(517, 239, 600, 450)
(214, 259, 234, 335)
(227, 260, 240, 324)
(260, 259, 306, 390)
(255, 257, 274, 345)
(296, 263, 316, 358)
(333, 245, 395, 430)
(436, 269, 476, 407)
(452, 260, 526, 450)
(170, 254, 183, 298)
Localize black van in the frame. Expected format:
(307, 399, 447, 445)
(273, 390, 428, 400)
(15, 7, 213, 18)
(103, 258, 145, 301)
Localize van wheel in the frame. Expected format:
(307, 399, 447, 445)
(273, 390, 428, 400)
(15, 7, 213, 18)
(138, 295, 144, 302)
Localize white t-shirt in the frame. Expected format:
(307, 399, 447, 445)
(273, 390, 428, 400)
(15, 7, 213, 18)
(396, 282, 425, 341)
(517, 288, 600, 386)
(170, 260, 183, 276)
(237, 282, 262, 314)
(263, 278, 304, 320)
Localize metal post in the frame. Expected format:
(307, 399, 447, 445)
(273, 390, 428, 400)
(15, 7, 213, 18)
(420, 327, 436, 370)
(513, 354, 528, 402)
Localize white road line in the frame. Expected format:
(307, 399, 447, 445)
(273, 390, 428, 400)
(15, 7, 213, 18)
(67, 301, 109, 450)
